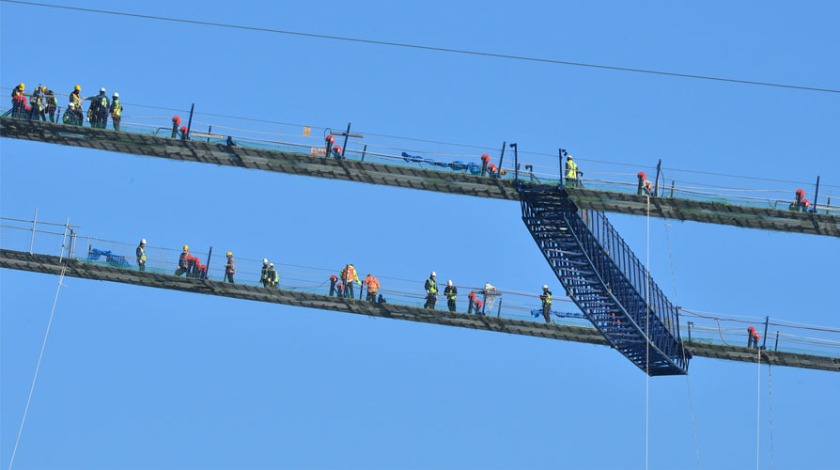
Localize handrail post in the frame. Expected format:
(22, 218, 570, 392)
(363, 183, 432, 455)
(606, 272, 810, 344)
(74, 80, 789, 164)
(654, 159, 662, 197)
(206, 246, 213, 278)
(509, 143, 518, 183)
(496, 297, 503, 318)
(497, 141, 506, 178)
(813, 175, 820, 213)
(29, 208, 38, 255)
(59, 217, 70, 263)
(762, 315, 769, 350)
(341, 122, 351, 158)
(774, 331, 780, 351)
(558, 148, 565, 186)
(184, 103, 195, 141)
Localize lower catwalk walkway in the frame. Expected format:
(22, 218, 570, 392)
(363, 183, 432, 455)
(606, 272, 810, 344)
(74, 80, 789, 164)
(2, 249, 837, 373)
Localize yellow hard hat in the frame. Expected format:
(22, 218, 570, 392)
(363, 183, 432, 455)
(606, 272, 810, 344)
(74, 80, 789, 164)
(74, 84, 81, 92)
(226, 251, 232, 257)
(19, 83, 24, 90)
(183, 245, 189, 251)
(41, 85, 46, 92)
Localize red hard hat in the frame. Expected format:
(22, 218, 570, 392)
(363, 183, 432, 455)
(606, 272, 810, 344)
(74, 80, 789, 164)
(333, 145, 342, 154)
(796, 188, 804, 196)
(802, 198, 811, 206)
(488, 164, 497, 170)
(747, 326, 755, 332)
(326, 134, 335, 144)
(638, 171, 646, 178)
(481, 153, 490, 162)
(172, 116, 181, 125)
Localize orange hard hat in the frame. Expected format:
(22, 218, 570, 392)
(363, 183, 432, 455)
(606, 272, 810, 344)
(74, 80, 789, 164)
(638, 171, 647, 178)
(481, 153, 490, 162)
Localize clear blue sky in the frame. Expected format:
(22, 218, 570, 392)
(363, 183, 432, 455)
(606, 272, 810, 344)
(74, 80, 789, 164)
(2, 1, 839, 468)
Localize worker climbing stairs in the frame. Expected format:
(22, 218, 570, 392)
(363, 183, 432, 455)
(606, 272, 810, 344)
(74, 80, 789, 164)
(518, 184, 688, 375)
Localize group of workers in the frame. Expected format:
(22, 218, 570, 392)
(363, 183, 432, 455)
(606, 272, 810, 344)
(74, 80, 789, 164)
(791, 189, 813, 213)
(328, 264, 382, 303)
(10, 82, 123, 130)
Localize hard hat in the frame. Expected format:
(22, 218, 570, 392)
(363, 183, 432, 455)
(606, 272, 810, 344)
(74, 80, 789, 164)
(481, 153, 490, 161)
(141, 238, 146, 245)
(100, 87, 106, 93)
(226, 251, 232, 257)
(19, 83, 24, 90)
(113, 92, 119, 98)
(74, 84, 81, 91)
(263, 258, 268, 264)
(333, 145, 342, 153)
(183, 245, 189, 251)
(40, 85, 46, 92)
(269, 263, 274, 267)
(447, 280, 453, 286)
(567, 154, 574, 159)
(543, 284, 548, 290)
(431, 271, 436, 277)
(68, 103, 75, 108)
(638, 171, 646, 178)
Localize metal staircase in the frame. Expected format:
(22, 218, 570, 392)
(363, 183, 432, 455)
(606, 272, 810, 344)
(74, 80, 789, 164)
(519, 184, 688, 375)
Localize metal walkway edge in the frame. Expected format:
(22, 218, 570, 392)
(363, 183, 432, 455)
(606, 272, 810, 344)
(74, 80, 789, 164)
(2, 117, 838, 237)
(519, 185, 688, 376)
(2, 249, 837, 372)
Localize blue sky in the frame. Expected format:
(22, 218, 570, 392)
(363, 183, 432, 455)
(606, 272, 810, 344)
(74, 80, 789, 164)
(2, 1, 839, 468)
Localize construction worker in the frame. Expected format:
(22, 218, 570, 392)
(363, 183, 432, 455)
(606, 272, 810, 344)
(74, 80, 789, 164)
(325, 134, 335, 156)
(175, 245, 190, 276)
(110, 92, 123, 131)
(444, 280, 457, 312)
(480, 153, 490, 176)
(467, 291, 477, 314)
(260, 259, 270, 287)
(565, 154, 578, 188)
(364, 273, 380, 303)
(482, 282, 497, 313)
(85, 88, 109, 128)
(29, 85, 45, 121)
(340, 263, 360, 299)
(329, 274, 338, 296)
(791, 189, 805, 211)
(11, 83, 25, 118)
(474, 298, 484, 316)
(332, 145, 343, 159)
(424, 271, 438, 309)
(63, 103, 82, 126)
(69, 85, 82, 110)
(136, 238, 147, 272)
(487, 163, 498, 178)
(801, 198, 811, 213)
(267, 263, 279, 287)
(171, 116, 181, 138)
(225, 251, 236, 283)
(336, 280, 345, 298)
(747, 326, 756, 348)
(44, 87, 57, 122)
(637, 172, 654, 196)
(539, 285, 553, 324)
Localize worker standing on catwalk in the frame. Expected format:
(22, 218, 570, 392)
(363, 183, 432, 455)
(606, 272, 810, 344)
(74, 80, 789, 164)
(267, 263, 278, 287)
(637, 172, 653, 196)
(261, 258, 270, 287)
(340, 263, 359, 299)
(136, 238, 147, 272)
(175, 245, 191, 276)
(424, 271, 438, 309)
(539, 284, 553, 324)
(364, 273, 380, 303)
(110, 92, 123, 131)
(467, 291, 476, 314)
(225, 251, 236, 283)
(329, 274, 338, 296)
(565, 154, 578, 187)
(444, 280, 458, 312)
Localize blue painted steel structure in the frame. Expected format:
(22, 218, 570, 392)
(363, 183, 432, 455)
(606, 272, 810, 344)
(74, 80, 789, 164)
(518, 184, 688, 375)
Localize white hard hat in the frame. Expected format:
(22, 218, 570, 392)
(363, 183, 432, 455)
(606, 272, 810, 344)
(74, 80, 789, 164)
(431, 271, 436, 277)
(543, 284, 548, 290)
(113, 92, 119, 98)
(68, 103, 75, 108)
(263, 258, 268, 264)
(447, 280, 453, 286)
(100, 87, 106, 93)
(269, 263, 274, 267)
(141, 238, 146, 245)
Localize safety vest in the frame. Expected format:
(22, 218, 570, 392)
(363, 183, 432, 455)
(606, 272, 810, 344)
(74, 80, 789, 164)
(341, 264, 358, 283)
(426, 277, 438, 294)
(365, 275, 380, 293)
(541, 290, 553, 307)
(566, 160, 578, 180)
(136, 246, 146, 262)
(111, 99, 122, 117)
(444, 285, 457, 300)
(99, 96, 108, 111)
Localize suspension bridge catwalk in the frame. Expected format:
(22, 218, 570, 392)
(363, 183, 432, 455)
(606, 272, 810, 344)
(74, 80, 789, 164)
(2, 117, 839, 237)
(1, 248, 837, 372)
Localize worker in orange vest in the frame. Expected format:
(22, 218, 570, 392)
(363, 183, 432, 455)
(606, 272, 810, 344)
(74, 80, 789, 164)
(340, 263, 360, 299)
(467, 291, 477, 314)
(364, 273, 380, 303)
(474, 298, 484, 316)
(637, 172, 653, 196)
(480, 153, 490, 176)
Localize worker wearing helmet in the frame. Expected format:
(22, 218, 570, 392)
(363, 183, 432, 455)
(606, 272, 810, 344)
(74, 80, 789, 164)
(467, 291, 477, 314)
(260, 258, 270, 287)
(424, 271, 438, 309)
(637, 172, 653, 196)
(480, 153, 490, 176)
(30, 85, 46, 122)
(539, 285, 553, 324)
(85, 87, 109, 128)
(364, 273, 380, 303)
(224, 251, 236, 283)
(266, 263, 279, 288)
(43, 87, 57, 122)
(175, 245, 190, 276)
(110, 92, 123, 131)
(11, 83, 26, 118)
(340, 263, 360, 299)
(444, 280, 458, 312)
(329, 274, 339, 297)
(68, 85, 83, 120)
(324, 134, 335, 156)
(136, 238, 147, 272)
(565, 154, 579, 188)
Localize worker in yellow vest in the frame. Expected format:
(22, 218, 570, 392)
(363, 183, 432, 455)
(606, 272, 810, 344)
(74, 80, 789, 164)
(340, 263, 360, 299)
(424, 271, 438, 309)
(565, 154, 578, 188)
(110, 92, 123, 131)
(539, 285, 553, 324)
(444, 280, 458, 312)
